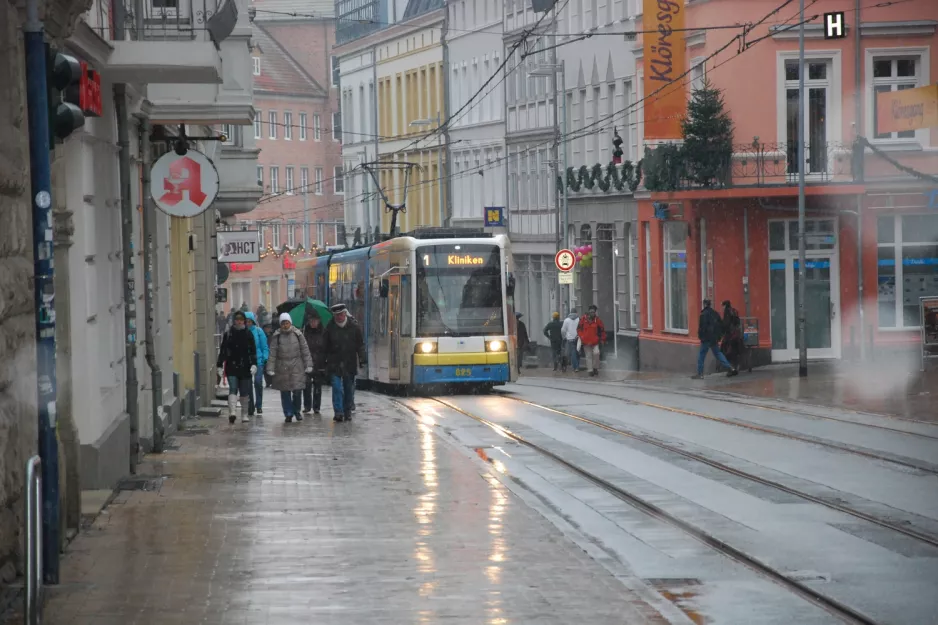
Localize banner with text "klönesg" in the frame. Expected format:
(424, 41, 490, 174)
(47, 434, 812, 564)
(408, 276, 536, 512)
(643, 0, 686, 140)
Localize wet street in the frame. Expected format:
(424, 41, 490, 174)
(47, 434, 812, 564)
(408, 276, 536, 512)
(11, 377, 938, 625)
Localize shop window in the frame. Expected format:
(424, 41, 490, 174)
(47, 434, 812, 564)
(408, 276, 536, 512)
(877, 214, 938, 329)
(663, 221, 688, 332)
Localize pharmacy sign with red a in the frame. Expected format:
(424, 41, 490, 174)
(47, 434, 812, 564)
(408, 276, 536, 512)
(151, 149, 219, 217)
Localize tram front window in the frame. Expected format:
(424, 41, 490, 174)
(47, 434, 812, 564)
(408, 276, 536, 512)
(416, 244, 505, 337)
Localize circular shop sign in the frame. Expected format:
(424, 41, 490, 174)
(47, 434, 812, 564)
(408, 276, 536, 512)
(555, 248, 576, 272)
(150, 149, 219, 217)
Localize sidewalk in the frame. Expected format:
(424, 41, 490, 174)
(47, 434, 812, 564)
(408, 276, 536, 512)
(522, 359, 937, 421)
(6, 391, 665, 625)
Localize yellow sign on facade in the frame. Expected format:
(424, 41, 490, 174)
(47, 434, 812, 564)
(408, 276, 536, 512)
(876, 84, 938, 134)
(642, 0, 686, 140)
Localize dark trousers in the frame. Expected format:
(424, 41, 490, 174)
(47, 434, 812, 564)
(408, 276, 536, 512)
(303, 379, 322, 413)
(550, 340, 563, 369)
(248, 368, 264, 415)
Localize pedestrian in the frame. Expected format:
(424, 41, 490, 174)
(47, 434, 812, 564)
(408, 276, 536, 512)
(720, 300, 744, 372)
(262, 319, 276, 388)
(543, 312, 564, 371)
(266, 312, 313, 423)
(577, 305, 606, 377)
(301, 310, 327, 416)
(693, 299, 737, 379)
(244, 312, 269, 417)
(323, 303, 366, 422)
(216, 310, 257, 424)
(561, 310, 580, 372)
(515, 312, 529, 374)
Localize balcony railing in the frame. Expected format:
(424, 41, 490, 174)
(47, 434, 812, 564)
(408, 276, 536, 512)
(87, 0, 230, 42)
(643, 141, 859, 192)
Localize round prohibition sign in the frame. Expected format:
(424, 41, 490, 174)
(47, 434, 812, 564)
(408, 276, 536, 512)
(555, 249, 576, 272)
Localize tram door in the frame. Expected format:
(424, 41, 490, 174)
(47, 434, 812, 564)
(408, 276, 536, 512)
(388, 274, 401, 381)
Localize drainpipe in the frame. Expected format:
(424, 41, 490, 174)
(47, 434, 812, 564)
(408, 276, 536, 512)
(854, 0, 865, 361)
(140, 119, 164, 452)
(23, 0, 61, 584)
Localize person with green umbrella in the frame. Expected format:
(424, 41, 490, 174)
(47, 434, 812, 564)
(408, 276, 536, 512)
(301, 309, 328, 415)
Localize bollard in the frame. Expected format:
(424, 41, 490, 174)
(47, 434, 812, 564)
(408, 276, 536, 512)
(24, 455, 42, 625)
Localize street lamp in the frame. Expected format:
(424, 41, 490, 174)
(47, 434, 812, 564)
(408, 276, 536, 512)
(530, 62, 569, 312)
(411, 114, 445, 228)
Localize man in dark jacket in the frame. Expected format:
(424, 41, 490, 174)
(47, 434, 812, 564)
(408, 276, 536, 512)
(216, 310, 257, 424)
(302, 310, 327, 415)
(323, 303, 366, 422)
(516, 312, 529, 374)
(543, 312, 564, 371)
(694, 299, 736, 379)
(720, 300, 744, 371)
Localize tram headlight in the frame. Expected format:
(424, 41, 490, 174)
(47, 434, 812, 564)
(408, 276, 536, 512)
(416, 341, 437, 354)
(486, 340, 506, 352)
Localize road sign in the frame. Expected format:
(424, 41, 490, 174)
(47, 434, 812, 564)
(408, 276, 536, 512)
(823, 12, 846, 39)
(555, 249, 575, 272)
(558, 271, 573, 284)
(484, 206, 505, 227)
(216, 262, 229, 284)
(151, 149, 219, 217)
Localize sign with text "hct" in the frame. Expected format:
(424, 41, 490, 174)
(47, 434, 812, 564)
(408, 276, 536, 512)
(218, 230, 260, 263)
(151, 149, 219, 217)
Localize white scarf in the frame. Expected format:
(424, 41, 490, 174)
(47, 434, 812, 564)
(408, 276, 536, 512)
(336, 317, 348, 328)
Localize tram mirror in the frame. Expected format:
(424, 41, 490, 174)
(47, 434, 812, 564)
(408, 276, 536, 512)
(380, 279, 389, 298)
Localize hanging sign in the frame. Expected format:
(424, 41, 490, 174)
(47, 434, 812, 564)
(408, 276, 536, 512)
(642, 0, 686, 139)
(151, 149, 219, 217)
(876, 84, 938, 135)
(218, 230, 260, 262)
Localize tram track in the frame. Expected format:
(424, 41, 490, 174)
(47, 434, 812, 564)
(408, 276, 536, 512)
(393, 395, 885, 625)
(515, 380, 938, 475)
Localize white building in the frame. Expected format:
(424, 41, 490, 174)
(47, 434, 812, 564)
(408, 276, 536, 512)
(447, 0, 506, 227)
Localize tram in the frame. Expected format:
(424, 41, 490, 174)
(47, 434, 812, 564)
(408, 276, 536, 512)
(294, 231, 518, 390)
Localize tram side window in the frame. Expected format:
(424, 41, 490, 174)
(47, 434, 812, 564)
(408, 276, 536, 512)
(317, 273, 326, 301)
(401, 275, 412, 337)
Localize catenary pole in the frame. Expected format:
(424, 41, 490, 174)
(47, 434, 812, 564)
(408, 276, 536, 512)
(797, 0, 807, 377)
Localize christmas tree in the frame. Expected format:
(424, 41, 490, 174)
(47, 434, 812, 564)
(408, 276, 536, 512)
(681, 78, 734, 188)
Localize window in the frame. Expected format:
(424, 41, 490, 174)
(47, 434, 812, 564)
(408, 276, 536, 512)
(877, 214, 938, 329)
(872, 56, 920, 140)
(221, 124, 234, 145)
(254, 111, 262, 139)
(272, 224, 281, 248)
(287, 221, 296, 247)
(331, 56, 340, 88)
(270, 167, 279, 193)
(313, 114, 321, 141)
(334, 166, 345, 194)
(256, 165, 263, 187)
(783, 58, 832, 175)
(299, 113, 308, 140)
(314, 167, 323, 195)
(691, 58, 706, 92)
(259, 226, 266, 249)
(284, 112, 293, 140)
(285, 166, 294, 194)
(333, 112, 342, 142)
(268, 111, 277, 139)
(663, 221, 687, 332)
(252, 56, 260, 76)
(301, 167, 309, 195)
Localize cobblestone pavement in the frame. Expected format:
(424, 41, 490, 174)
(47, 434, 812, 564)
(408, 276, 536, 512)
(16, 391, 666, 625)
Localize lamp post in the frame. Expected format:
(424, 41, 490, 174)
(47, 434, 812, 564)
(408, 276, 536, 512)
(411, 114, 445, 228)
(530, 62, 568, 312)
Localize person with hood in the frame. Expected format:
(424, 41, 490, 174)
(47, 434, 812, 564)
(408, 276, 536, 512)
(244, 312, 269, 417)
(323, 303, 365, 422)
(266, 312, 313, 423)
(577, 305, 606, 377)
(543, 312, 564, 371)
(216, 310, 257, 424)
(720, 299, 744, 372)
(560, 310, 580, 372)
(693, 299, 736, 379)
(515, 312, 529, 374)
(301, 309, 328, 416)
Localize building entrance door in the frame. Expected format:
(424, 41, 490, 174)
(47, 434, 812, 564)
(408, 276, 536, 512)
(768, 219, 841, 361)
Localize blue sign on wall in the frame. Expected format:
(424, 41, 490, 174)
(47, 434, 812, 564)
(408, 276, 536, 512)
(484, 206, 506, 227)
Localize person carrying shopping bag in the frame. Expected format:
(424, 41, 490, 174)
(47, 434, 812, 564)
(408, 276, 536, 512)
(266, 312, 313, 423)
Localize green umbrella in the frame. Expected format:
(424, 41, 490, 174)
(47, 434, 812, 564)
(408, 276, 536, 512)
(289, 298, 332, 328)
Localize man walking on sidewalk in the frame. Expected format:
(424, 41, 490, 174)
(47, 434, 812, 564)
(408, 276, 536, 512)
(561, 310, 580, 372)
(693, 299, 737, 379)
(324, 303, 366, 422)
(216, 311, 257, 424)
(577, 305, 607, 377)
(543, 312, 564, 371)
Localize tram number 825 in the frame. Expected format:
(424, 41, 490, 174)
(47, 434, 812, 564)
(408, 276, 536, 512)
(454, 367, 474, 377)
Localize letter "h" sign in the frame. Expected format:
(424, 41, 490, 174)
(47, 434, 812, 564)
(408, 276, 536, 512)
(824, 12, 846, 39)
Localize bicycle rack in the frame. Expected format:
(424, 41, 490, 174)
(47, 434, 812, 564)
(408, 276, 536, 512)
(24, 455, 41, 625)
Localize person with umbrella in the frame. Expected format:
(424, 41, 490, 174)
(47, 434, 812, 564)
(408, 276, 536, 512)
(266, 312, 313, 423)
(323, 303, 365, 422)
(302, 309, 329, 416)
(216, 310, 257, 424)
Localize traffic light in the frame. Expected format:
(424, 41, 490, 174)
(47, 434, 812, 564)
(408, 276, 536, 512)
(46, 45, 85, 146)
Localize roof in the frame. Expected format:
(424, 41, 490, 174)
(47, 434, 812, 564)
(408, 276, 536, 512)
(252, 23, 327, 98)
(401, 0, 442, 21)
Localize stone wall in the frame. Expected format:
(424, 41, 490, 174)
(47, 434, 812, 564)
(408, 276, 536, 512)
(0, 0, 39, 589)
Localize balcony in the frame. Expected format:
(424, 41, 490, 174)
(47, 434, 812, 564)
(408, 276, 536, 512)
(210, 125, 262, 218)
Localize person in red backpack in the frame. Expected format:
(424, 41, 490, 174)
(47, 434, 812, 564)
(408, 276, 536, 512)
(577, 305, 606, 377)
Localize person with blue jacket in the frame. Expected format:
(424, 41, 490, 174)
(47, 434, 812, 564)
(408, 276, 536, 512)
(245, 312, 270, 416)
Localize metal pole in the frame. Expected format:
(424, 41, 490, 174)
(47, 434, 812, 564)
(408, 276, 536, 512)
(372, 45, 380, 236)
(561, 61, 569, 312)
(23, 0, 60, 584)
(551, 60, 561, 309)
(303, 184, 310, 249)
(438, 116, 444, 227)
(24, 455, 42, 625)
(140, 119, 164, 453)
(441, 7, 453, 227)
(797, 0, 807, 377)
(743, 206, 751, 317)
(854, 0, 865, 361)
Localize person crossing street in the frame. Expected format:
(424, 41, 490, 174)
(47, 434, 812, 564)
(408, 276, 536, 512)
(323, 303, 366, 422)
(216, 311, 257, 424)
(577, 305, 606, 377)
